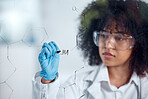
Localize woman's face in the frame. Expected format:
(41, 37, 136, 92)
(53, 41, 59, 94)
(99, 21, 134, 67)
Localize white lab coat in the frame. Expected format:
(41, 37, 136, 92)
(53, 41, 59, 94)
(32, 64, 148, 99)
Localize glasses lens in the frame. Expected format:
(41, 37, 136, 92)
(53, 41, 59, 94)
(93, 31, 135, 50)
(93, 31, 99, 46)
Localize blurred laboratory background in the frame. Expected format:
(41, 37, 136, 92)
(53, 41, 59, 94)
(0, 0, 93, 99)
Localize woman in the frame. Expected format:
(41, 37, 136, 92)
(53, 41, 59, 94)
(32, 0, 148, 99)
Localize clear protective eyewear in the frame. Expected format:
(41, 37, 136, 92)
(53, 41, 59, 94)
(93, 31, 135, 50)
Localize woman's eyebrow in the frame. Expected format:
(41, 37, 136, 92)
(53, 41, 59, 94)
(102, 29, 130, 34)
(117, 31, 126, 33)
(101, 30, 107, 32)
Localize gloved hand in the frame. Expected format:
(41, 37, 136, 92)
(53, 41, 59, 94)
(38, 41, 60, 80)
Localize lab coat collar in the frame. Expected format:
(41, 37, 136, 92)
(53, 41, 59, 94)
(85, 63, 141, 99)
(129, 71, 140, 86)
(94, 64, 109, 82)
(84, 63, 109, 82)
(85, 64, 108, 99)
(87, 82, 101, 99)
(84, 63, 140, 86)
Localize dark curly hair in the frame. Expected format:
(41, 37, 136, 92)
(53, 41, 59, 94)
(78, 0, 148, 75)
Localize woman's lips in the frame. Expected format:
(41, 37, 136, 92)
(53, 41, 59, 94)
(102, 52, 115, 59)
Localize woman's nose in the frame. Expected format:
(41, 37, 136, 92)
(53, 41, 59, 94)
(105, 37, 115, 49)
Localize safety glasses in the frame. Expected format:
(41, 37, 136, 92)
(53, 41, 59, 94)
(93, 31, 135, 50)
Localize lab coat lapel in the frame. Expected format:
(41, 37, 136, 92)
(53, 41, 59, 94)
(87, 82, 101, 99)
(83, 64, 103, 99)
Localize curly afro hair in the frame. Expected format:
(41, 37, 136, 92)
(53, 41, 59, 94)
(77, 0, 148, 75)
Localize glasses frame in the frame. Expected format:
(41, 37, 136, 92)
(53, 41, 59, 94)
(93, 31, 135, 50)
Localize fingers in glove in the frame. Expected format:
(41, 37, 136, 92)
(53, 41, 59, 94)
(51, 41, 60, 51)
(48, 42, 57, 56)
(42, 42, 53, 54)
(39, 47, 50, 60)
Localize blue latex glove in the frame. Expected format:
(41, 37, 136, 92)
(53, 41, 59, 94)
(38, 41, 60, 80)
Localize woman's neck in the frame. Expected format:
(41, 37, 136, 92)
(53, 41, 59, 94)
(107, 64, 133, 88)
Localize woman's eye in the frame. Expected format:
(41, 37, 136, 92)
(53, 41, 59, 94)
(100, 34, 108, 39)
(115, 36, 123, 41)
